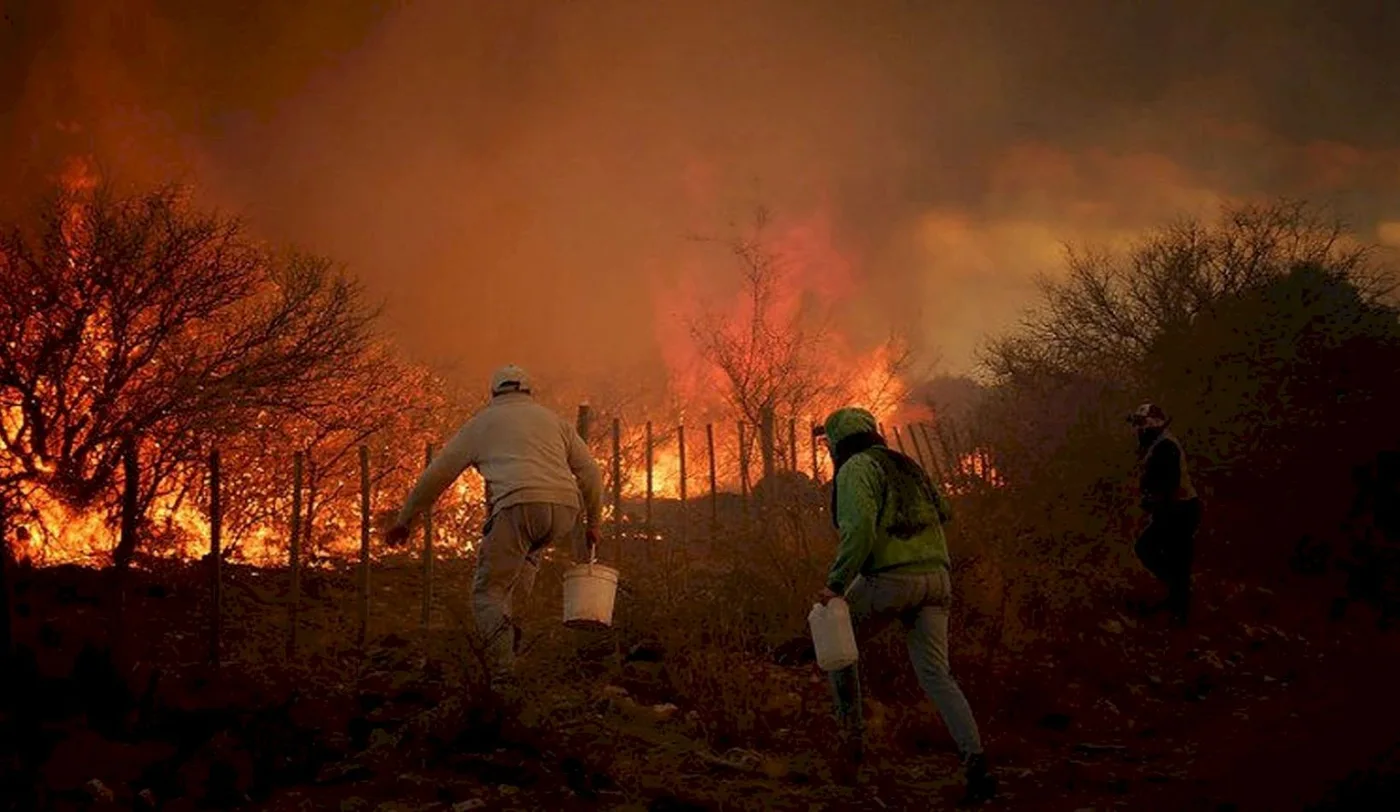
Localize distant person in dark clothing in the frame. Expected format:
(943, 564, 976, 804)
(1128, 403, 1203, 625)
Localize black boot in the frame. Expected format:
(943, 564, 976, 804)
(959, 752, 997, 806)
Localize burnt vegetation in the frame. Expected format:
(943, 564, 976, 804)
(2, 186, 1400, 810)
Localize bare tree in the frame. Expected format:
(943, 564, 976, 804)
(687, 207, 913, 468)
(687, 208, 833, 426)
(0, 181, 380, 567)
(981, 199, 1379, 386)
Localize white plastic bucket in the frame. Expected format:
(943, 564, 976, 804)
(808, 597, 859, 671)
(562, 562, 619, 629)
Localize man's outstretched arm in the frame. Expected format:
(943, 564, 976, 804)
(394, 421, 477, 531)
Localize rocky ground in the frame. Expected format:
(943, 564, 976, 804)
(2, 556, 1398, 811)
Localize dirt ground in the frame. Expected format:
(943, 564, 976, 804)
(3, 549, 1399, 812)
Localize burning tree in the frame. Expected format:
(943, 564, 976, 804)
(208, 346, 470, 564)
(0, 179, 389, 567)
(686, 207, 912, 481)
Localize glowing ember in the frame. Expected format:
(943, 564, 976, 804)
(945, 448, 1006, 493)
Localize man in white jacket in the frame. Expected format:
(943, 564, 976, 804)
(386, 364, 604, 684)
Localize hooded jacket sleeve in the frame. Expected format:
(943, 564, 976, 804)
(395, 419, 478, 527)
(827, 455, 884, 594)
(564, 420, 604, 527)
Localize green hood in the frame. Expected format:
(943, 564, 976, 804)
(823, 407, 878, 446)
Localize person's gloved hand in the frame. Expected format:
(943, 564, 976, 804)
(585, 525, 602, 560)
(813, 586, 839, 606)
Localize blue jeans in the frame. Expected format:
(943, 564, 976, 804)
(829, 569, 984, 758)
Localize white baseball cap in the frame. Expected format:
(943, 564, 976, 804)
(490, 364, 532, 396)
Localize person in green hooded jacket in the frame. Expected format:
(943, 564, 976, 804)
(814, 407, 996, 805)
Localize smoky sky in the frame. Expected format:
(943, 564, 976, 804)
(3, 0, 1399, 389)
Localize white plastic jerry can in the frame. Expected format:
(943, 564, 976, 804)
(808, 596, 859, 671)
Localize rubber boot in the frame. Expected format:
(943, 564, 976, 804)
(959, 752, 997, 806)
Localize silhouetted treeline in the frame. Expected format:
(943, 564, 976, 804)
(955, 200, 1400, 613)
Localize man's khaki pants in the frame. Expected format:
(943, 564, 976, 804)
(472, 502, 580, 682)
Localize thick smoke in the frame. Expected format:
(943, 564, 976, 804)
(3, 0, 1398, 383)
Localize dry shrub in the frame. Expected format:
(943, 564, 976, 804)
(564, 503, 834, 749)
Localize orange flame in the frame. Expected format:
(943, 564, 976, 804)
(639, 209, 922, 499)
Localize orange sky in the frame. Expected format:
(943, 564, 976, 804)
(3, 0, 1398, 390)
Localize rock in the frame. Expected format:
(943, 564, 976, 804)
(621, 661, 670, 697)
(378, 632, 411, 649)
(340, 797, 371, 812)
(177, 730, 254, 804)
(761, 691, 803, 720)
(453, 800, 486, 811)
(369, 728, 396, 749)
(317, 760, 375, 785)
(1099, 620, 1125, 635)
(85, 779, 115, 803)
(602, 685, 629, 698)
(651, 703, 680, 720)
(626, 641, 666, 663)
(771, 636, 815, 666)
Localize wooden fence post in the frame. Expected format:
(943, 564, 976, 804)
(677, 424, 688, 544)
(576, 404, 593, 443)
(288, 452, 302, 658)
(421, 443, 434, 629)
(576, 401, 593, 559)
(893, 425, 907, 455)
(645, 421, 654, 556)
(759, 407, 775, 482)
(738, 422, 751, 523)
(907, 422, 931, 472)
(706, 424, 718, 526)
(0, 502, 10, 665)
(918, 423, 945, 483)
(117, 438, 138, 572)
(787, 418, 797, 473)
(209, 450, 222, 667)
(304, 453, 316, 570)
(810, 421, 822, 484)
(611, 418, 622, 562)
(113, 438, 139, 651)
(358, 445, 370, 649)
